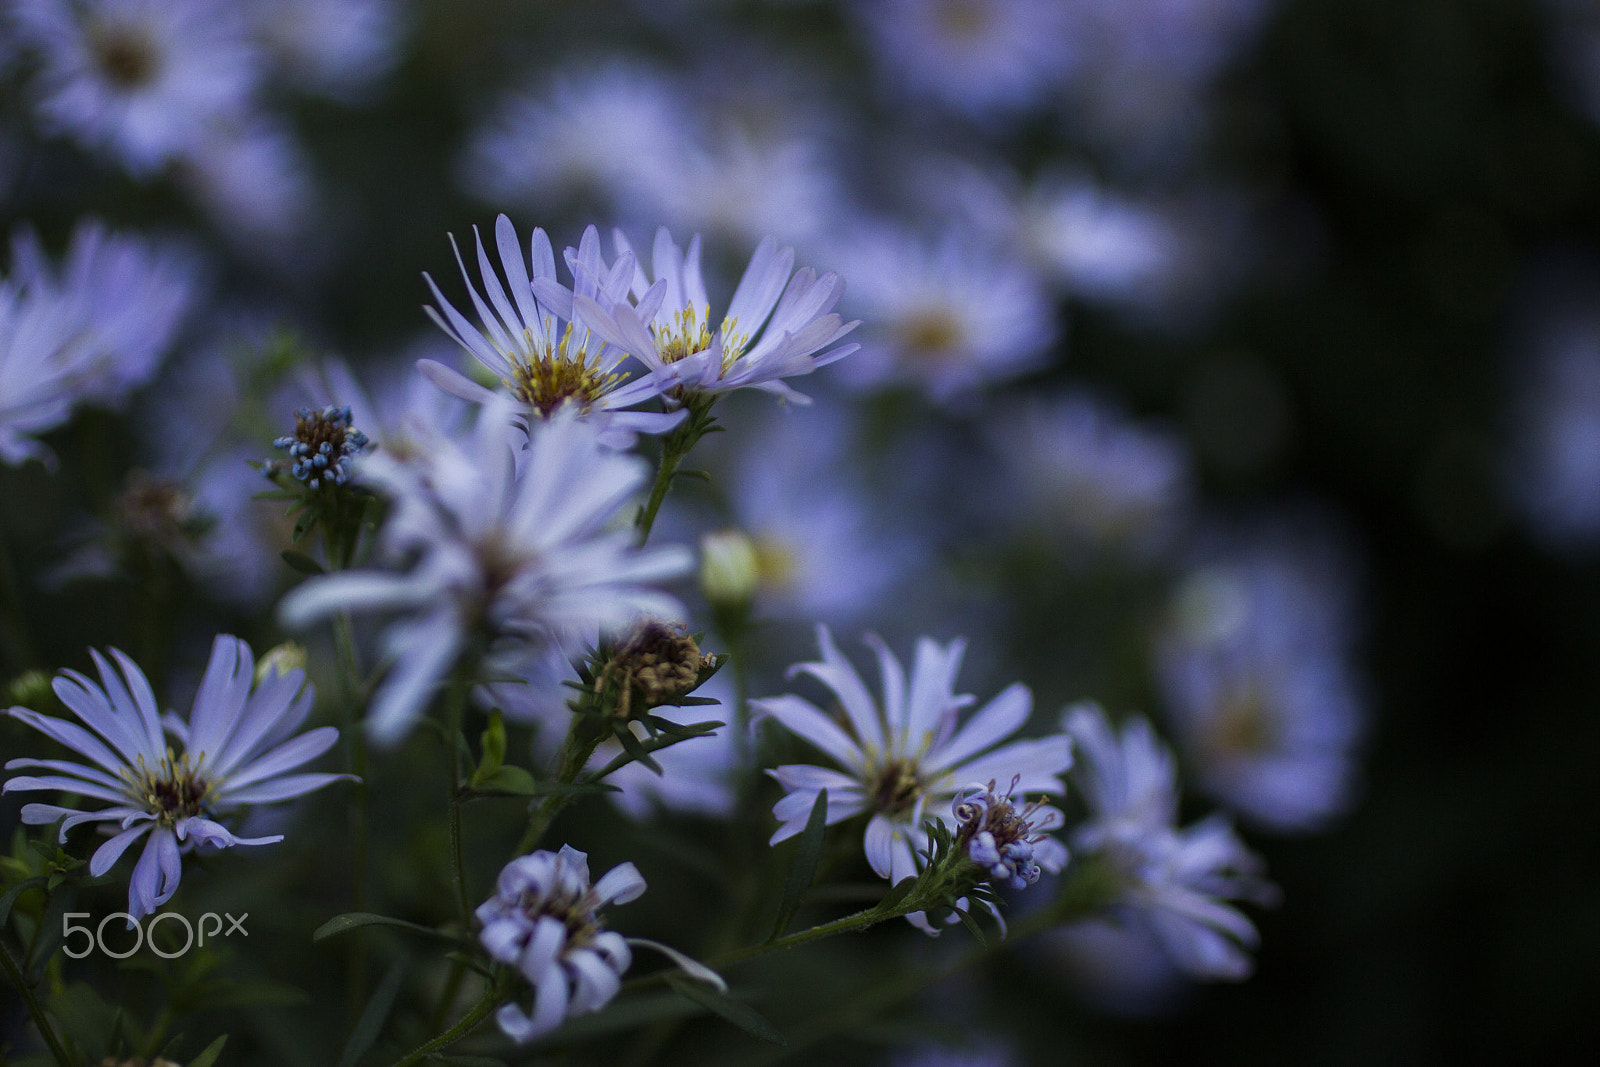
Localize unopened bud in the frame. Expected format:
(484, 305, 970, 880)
(5, 669, 52, 709)
(700, 529, 758, 608)
(256, 641, 307, 682)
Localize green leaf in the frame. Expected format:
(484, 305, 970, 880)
(615, 725, 663, 775)
(470, 710, 508, 787)
(468, 773, 619, 800)
(0, 875, 45, 929)
(468, 764, 536, 796)
(645, 717, 724, 740)
(198, 980, 308, 1010)
(545, 992, 699, 1042)
(27, 883, 74, 980)
(335, 961, 404, 1067)
(770, 788, 828, 940)
(955, 906, 988, 947)
(280, 549, 325, 575)
(665, 976, 786, 1046)
(312, 912, 464, 945)
(187, 1034, 229, 1067)
(875, 875, 919, 916)
(422, 1057, 506, 1066)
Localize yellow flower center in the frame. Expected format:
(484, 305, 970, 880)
(505, 321, 622, 416)
(122, 750, 214, 827)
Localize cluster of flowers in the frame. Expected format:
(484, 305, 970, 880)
(2, 213, 1289, 1056)
(2, 0, 402, 247)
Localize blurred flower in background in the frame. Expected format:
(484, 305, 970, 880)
(1156, 514, 1367, 833)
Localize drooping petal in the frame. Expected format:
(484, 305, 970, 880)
(90, 823, 154, 878)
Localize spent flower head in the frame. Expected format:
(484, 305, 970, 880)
(3, 635, 350, 920)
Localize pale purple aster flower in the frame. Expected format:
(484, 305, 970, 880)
(712, 399, 923, 623)
(9, 218, 199, 408)
(459, 60, 688, 215)
(175, 116, 319, 254)
(759, 627, 1072, 889)
(988, 390, 1194, 558)
(3, 635, 349, 921)
(278, 399, 692, 744)
(249, 0, 404, 103)
(656, 132, 842, 249)
(1157, 522, 1366, 832)
(573, 227, 859, 404)
(1064, 704, 1272, 980)
(420, 216, 682, 449)
(828, 223, 1056, 405)
(0, 279, 89, 467)
(9, 0, 260, 177)
(855, 0, 1076, 119)
(476, 845, 645, 1043)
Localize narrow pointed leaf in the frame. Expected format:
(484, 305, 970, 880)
(771, 788, 828, 939)
(280, 550, 326, 575)
(336, 961, 404, 1067)
(665, 976, 786, 1047)
(187, 1035, 229, 1067)
(312, 912, 464, 944)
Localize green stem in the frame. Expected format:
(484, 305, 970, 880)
(388, 983, 503, 1067)
(333, 611, 371, 1019)
(515, 710, 604, 855)
(635, 396, 715, 543)
(428, 957, 469, 1034)
(734, 863, 1117, 1066)
(0, 937, 71, 1067)
(445, 671, 472, 928)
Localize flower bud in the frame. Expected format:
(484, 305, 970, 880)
(699, 529, 758, 608)
(256, 640, 307, 682)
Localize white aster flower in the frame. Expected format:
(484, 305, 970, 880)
(278, 399, 691, 744)
(0, 279, 89, 467)
(829, 224, 1056, 405)
(1064, 704, 1273, 980)
(759, 627, 1072, 889)
(9, 0, 260, 177)
(3, 635, 350, 920)
(421, 216, 682, 449)
(656, 132, 842, 248)
(249, 0, 404, 103)
(458, 59, 688, 215)
(573, 228, 859, 404)
(1158, 524, 1365, 832)
(174, 116, 319, 256)
(714, 400, 923, 622)
(476, 845, 645, 1043)
(9, 218, 199, 407)
(989, 390, 1194, 558)
(855, 0, 1076, 119)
